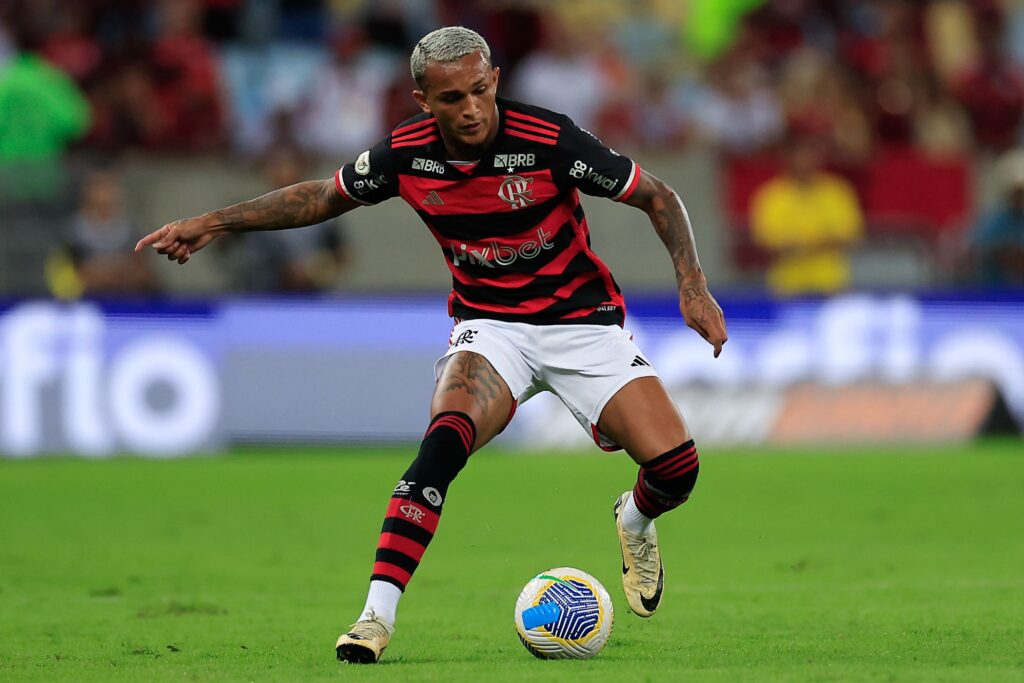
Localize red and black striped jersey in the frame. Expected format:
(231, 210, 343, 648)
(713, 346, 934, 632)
(334, 97, 641, 326)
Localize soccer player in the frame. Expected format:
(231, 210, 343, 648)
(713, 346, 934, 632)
(136, 27, 728, 664)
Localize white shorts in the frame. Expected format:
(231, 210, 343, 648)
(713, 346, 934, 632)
(434, 319, 659, 451)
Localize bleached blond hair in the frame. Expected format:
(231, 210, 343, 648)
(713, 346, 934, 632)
(410, 26, 492, 88)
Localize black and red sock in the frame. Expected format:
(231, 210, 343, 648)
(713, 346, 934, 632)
(632, 440, 699, 519)
(370, 411, 476, 591)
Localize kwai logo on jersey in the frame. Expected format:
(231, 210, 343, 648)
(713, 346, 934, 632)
(412, 158, 445, 175)
(569, 160, 619, 192)
(498, 175, 535, 209)
(352, 174, 388, 195)
(450, 227, 555, 268)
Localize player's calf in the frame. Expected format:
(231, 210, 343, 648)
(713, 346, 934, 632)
(370, 411, 477, 594)
(614, 440, 699, 618)
(633, 439, 699, 518)
(338, 411, 477, 663)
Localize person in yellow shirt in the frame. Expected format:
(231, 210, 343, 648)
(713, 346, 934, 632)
(749, 133, 864, 296)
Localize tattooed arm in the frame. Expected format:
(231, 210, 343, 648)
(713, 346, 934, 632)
(624, 169, 728, 357)
(135, 179, 359, 264)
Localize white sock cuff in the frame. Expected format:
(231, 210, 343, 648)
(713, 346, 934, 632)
(621, 492, 654, 535)
(360, 580, 402, 627)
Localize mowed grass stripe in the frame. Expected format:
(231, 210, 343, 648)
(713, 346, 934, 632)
(0, 441, 1021, 682)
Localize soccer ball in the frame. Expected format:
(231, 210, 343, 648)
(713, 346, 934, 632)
(513, 567, 614, 659)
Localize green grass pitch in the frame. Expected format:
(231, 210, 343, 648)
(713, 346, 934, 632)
(1, 441, 1022, 682)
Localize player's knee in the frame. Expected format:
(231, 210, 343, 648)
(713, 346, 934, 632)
(639, 440, 699, 507)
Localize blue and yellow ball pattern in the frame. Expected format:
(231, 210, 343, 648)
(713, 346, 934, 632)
(514, 567, 614, 659)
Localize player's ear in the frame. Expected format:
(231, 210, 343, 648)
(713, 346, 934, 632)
(412, 88, 430, 114)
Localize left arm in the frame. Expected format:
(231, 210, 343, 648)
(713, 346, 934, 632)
(624, 169, 728, 357)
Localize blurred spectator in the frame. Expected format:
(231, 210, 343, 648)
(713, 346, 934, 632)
(0, 17, 13, 66)
(913, 72, 972, 158)
(86, 60, 169, 152)
(0, 35, 90, 163)
(684, 0, 767, 62)
(923, 0, 978, 85)
(219, 43, 325, 155)
(749, 132, 864, 296)
(47, 167, 157, 299)
(694, 52, 783, 153)
(630, 68, 694, 150)
(967, 149, 1024, 288)
(40, 5, 103, 85)
(950, 16, 1024, 152)
(149, 0, 227, 151)
(294, 26, 399, 158)
(778, 48, 872, 165)
(510, 19, 614, 132)
(742, 0, 838, 66)
(226, 145, 351, 293)
(0, 21, 90, 204)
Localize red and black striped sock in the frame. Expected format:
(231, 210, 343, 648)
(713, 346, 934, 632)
(370, 411, 476, 591)
(632, 440, 700, 519)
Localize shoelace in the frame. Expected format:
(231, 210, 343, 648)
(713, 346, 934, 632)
(347, 612, 393, 639)
(627, 537, 660, 585)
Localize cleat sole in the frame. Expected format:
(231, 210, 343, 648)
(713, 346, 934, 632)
(336, 643, 379, 664)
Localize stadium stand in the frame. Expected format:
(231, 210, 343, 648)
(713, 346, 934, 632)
(0, 0, 1022, 295)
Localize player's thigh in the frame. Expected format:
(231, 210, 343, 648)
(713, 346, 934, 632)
(597, 376, 690, 465)
(431, 350, 514, 452)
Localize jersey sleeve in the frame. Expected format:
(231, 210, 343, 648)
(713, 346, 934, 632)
(556, 118, 641, 202)
(334, 137, 399, 205)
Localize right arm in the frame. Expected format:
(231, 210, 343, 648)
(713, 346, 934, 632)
(135, 178, 361, 264)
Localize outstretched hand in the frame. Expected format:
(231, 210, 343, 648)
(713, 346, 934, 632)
(679, 282, 728, 358)
(134, 216, 216, 264)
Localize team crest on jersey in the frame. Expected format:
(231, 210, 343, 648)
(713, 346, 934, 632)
(498, 175, 535, 209)
(354, 150, 371, 175)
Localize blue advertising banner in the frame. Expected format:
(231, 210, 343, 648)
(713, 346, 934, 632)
(0, 293, 1020, 456)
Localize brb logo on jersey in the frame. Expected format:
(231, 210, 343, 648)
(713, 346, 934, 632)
(494, 153, 535, 171)
(412, 158, 445, 175)
(498, 175, 535, 209)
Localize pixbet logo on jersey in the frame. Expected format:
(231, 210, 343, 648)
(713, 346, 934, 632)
(450, 227, 555, 268)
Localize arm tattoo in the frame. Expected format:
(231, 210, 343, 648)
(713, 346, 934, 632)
(683, 284, 715, 331)
(207, 180, 349, 233)
(439, 352, 506, 413)
(625, 172, 704, 287)
(647, 186, 703, 289)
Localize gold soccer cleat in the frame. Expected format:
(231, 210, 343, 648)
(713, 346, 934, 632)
(335, 612, 394, 664)
(613, 491, 665, 617)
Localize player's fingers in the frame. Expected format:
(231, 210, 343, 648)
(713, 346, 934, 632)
(687, 318, 710, 342)
(177, 248, 191, 264)
(135, 228, 168, 252)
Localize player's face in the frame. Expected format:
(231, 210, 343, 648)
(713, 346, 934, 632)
(414, 51, 500, 154)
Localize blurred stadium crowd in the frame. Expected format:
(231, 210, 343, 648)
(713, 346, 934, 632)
(1, 0, 1024, 297)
